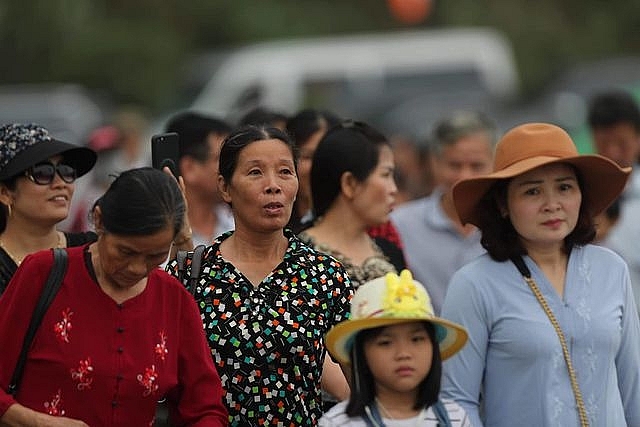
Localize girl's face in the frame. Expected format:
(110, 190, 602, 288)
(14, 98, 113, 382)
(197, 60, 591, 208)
(364, 322, 432, 398)
(349, 145, 397, 227)
(505, 163, 582, 253)
(0, 155, 75, 226)
(219, 138, 298, 233)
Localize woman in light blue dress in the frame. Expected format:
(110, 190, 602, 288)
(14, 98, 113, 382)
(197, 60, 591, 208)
(441, 123, 640, 427)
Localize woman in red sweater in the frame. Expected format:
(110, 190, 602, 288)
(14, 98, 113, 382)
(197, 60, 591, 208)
(0, 167, 227, 426)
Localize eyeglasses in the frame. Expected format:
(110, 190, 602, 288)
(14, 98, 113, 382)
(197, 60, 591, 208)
(25, 162, 77, 185)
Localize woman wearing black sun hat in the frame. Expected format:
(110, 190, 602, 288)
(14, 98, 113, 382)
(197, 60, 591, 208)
(0, 123, 97, 294)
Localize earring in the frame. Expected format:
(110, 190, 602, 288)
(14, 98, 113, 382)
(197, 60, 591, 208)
(501, 211, 508, 219)
(7, 204, 12, 217)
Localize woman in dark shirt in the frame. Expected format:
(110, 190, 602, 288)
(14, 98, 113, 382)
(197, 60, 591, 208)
(0, 123, 97, 294)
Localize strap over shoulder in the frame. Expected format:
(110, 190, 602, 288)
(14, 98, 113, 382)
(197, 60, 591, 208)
(8, 247, 68, 395)
(175, 245, 207, 295)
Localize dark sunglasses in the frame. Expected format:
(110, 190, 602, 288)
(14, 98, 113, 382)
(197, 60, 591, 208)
(25, 162, 77, 185)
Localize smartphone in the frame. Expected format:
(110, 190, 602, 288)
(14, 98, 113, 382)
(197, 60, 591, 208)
(151, 132, 180, 177)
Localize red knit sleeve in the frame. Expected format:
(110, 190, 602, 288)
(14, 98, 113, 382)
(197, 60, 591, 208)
(168, 279, 228, 426)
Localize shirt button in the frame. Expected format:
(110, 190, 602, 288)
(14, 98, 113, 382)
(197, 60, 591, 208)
(117, 326, 125, 333)
(116, 374, 124, 381)
(111, 400, 118, 407)
(117, 347, 124, 353)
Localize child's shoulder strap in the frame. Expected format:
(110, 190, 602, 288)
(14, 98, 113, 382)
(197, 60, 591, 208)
(432, 400, 452, 427)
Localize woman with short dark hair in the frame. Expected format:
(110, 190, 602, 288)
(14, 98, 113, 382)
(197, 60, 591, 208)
(0, 167, 228, 426)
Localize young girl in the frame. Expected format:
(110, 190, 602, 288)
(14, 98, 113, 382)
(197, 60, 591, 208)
(320, 270, 470, 427)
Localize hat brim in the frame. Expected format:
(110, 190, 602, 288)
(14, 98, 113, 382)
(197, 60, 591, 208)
(453, 154, 631, 227)
(0, 139, 97, 181)
(326, 315, 468, 366)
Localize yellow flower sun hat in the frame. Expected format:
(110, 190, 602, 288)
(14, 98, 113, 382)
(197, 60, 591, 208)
(325, 270, 468, 365)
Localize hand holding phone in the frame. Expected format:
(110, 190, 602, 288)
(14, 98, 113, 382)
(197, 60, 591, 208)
(151, 132, 180, 177)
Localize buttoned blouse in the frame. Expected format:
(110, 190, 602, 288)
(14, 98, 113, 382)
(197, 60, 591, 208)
(0, 245, 227, 426)
(441, 245, 640, 427)
(167, 230, 354, 426)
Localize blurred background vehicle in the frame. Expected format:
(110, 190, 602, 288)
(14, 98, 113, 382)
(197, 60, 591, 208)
(0, 83, 107, 145)
(3, 1, 639, 155)
(186, 27, 519, 141)
(495, 56, 640, 153)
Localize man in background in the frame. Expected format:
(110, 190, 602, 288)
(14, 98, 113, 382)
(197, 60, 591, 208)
(588, 90, 640, 199)
(390, 111, 497, 314)
(166, 111, 234, 246)
(588, 90, 640, 314)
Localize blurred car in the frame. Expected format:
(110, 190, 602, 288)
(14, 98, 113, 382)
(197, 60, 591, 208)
(0, 83, 106, 145)
(184, 27, 520, 140)
(493, 56, 640, 153)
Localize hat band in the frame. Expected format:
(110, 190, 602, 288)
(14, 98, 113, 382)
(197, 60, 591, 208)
(360, 308, 430, 319)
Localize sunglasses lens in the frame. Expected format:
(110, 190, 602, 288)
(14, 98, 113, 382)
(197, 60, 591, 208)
(30, 164, 56, 185)
(28, 163, 77, 184)
(57, 164, 77, 183)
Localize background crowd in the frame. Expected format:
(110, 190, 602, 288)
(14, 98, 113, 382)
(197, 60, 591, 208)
(0, 85, 639, 425)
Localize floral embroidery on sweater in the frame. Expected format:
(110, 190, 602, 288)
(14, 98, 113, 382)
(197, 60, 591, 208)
(43, 389, 65, 416)
(53, 308, 73, 343)
(155, 331, 168, 362)
(70, 357, 94, 390)
(137, 365, 159, 396)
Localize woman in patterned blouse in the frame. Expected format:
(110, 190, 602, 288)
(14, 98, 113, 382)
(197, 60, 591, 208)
(167, 125, 354, 426)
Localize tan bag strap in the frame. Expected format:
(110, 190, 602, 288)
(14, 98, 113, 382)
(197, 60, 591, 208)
(512, 256, 589, 427)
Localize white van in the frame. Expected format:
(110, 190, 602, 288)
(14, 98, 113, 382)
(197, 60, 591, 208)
(189, 27, 519, 138)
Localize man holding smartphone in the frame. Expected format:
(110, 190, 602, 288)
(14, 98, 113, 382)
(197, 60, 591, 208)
(165, 112, 234, 247)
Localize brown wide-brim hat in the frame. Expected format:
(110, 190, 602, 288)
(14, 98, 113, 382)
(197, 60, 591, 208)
(453, 123, 631, 227)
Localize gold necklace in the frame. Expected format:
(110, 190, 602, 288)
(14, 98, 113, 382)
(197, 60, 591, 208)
(0, 232, 63, 266)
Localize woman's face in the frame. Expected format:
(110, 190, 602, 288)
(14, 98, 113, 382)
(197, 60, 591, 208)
(350, 145, 397, 227)
(96, 225, 174, 290)
(1, 155, 75, 226)
(219, 138, 298, 233)
(364, 322, 432, 397)
(506, 163, 582, 252)
(297, 128, 325, 209)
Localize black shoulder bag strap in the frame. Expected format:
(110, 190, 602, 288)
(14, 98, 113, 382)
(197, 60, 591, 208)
(7, 247, 68, 395)
(176, 249, 187, 282)
(432, 400, 453, 427)
(187, 245, 206, 295)
(175, 244, 206, 295)
(511, 255, 531, 278)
